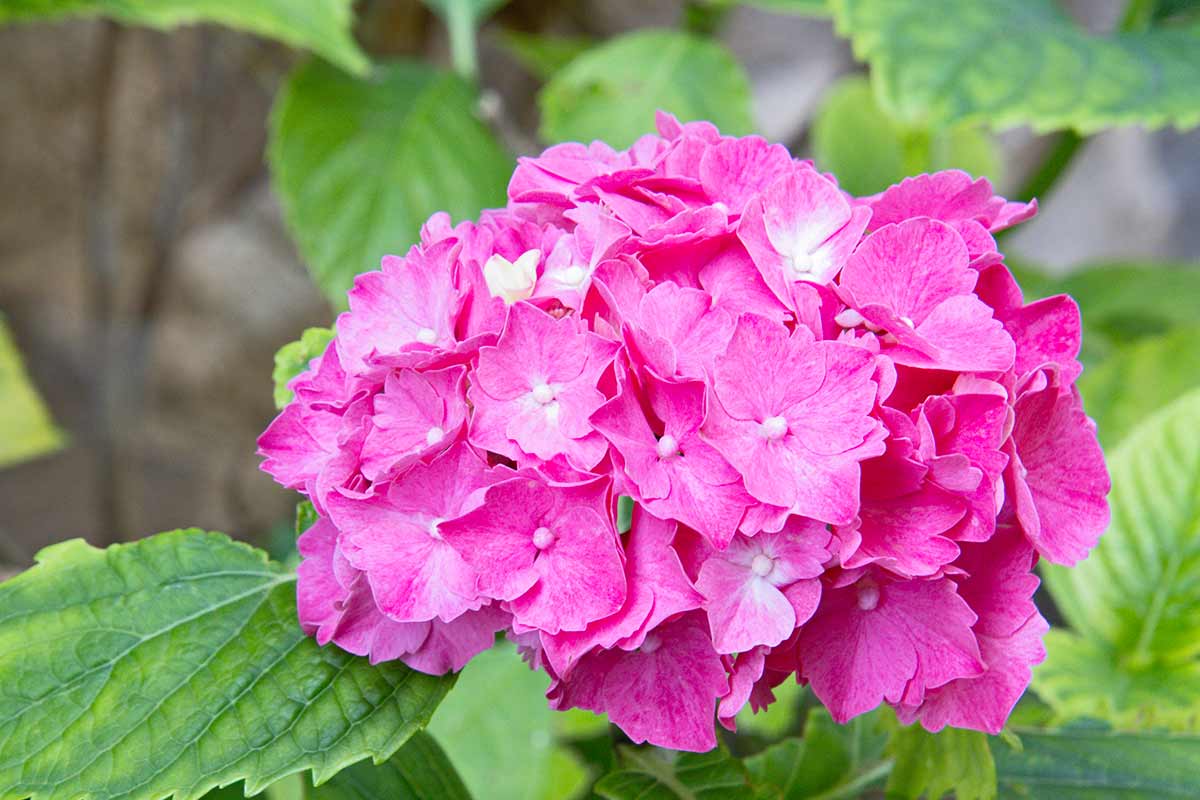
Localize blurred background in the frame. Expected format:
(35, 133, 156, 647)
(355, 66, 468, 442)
(1, 0, 1197, 573)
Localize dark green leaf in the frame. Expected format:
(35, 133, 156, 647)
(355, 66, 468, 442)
(0, 317, 64, 468)
(538, 30, 754, 149)
(810, 75, 999, 196)
(993, 726, 1200, 798)
(273, 327, 335, 409)
(499, 30, 595, 80)
(0, 0, 368, 76)
(595, 746, 753, 800)
(427, 641, 591, 800)
(308, 732, 472, 800)
(0, 530, 454, 800)
(1039, 389, 1200, 728)
(831, 0, 1200, 132)
(886, 724, 996, 800)
(270, 60, 512, 306)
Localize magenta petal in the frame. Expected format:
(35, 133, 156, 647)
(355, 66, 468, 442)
(1011, 382, 1110, 565)
(799, 576, 983, 723)
(511, 505, 627, 633)
(553, 614, 728, 752)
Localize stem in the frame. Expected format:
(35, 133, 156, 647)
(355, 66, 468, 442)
(446, 1, 477, 81)
(683, 0, 731, 36)
(1017, 130, 1083, 202)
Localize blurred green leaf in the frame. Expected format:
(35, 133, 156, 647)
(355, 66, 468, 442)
(811, 75, 999, 196)
(308, 732, 472, 800)
(0, 318, 64, 469)
(427, 641, 589, 800)
(736, 677, 803, 739)
(746, 707, 889, 799)
(993, 725, 1200, 798)
(1034, 631, 1200, 732)
(296, 499, 319, 536)
(539, 29, 754, 149)
(198, 785, 249, 800)
(1009, 262, 1200, 365)
(0, 0, 368, 75)
(270, 60, 512, 306)
(0, 530, 454, 800)
(273, 326, 334, 409)
(595, 746, 753, 800)
(886, 724, 996, 800)
(420, 0, 507, 79)
(499, 30, 595, 79)
(831, 0, 1200, 132)
(1077, 327, 1200, 448)
(1039, 389, 1200, 728)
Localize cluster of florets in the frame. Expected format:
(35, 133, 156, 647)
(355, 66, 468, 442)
(259, 113, 1110, 752)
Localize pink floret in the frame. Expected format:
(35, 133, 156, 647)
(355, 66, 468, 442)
(261, 115, 1108, 751)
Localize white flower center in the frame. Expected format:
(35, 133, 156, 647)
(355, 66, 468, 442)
(428, 518, 444, 541)
(639, 633, 662, 654)
(655, 434, 679, 459)
(531, 383, 555, 405)
(898, 315, 914, 328)
(483, 248, 541, 304)
(532, 526, 556, 550)
(751, 553, 775, 578)
(759, 415, 788, 441)
(559, 265, 587, 287)
(425, 426, 445, 446)
(788, 248, 817, 278)
(416, 327, 437, 344)
(856, 584, 880, 611)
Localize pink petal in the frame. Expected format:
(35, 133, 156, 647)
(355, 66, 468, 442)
(799, 576, 983, 723)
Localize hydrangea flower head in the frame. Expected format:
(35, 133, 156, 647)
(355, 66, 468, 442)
(260, 113, 1109, 752)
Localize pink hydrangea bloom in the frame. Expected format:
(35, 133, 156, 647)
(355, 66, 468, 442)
(262, 114, 1108, 752)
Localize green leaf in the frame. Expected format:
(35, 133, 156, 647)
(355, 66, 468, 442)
(273, 326, 335, 409)
(0, 317, 64, 469)
(499, 30, 595, 80)
(735, 677, 803, 739)
(296, 500, 319, 537)
(0, 0, 368, 76)
(1077, 327, 1200, 448)
(886, 724, 996, 800)
(831, 0, 1200, 132)
(1039, 389, 1200, 727)
(811, 75, 1000, 196)
(308, 731, 472, 800)
(746, 707, 889, 799)
(1034, 631, 1200, 732)
(270, 59, 512, 306)
(595, 746, 753, 800)
(0, 529, 454, 800)
(993, 726, 1200, 798)
(427, 641, 590, 800)
(538, 29, 754, 150)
